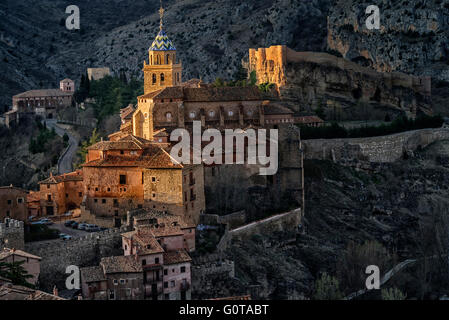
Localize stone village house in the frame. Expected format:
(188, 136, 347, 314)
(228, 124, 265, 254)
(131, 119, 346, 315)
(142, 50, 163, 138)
(80, 211, 194, 300)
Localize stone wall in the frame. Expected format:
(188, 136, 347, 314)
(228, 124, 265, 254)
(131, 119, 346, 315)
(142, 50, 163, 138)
(0, 218, 25, 250)
(191, 253, 235, 299)
(25, 226, 128, 291)
(217, 208, 301, 251)
(302, 128, 449, 165)
(200, 210, 247, 229)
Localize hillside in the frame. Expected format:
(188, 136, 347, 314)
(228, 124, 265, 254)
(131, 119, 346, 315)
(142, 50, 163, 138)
(0, 0, 332, 111)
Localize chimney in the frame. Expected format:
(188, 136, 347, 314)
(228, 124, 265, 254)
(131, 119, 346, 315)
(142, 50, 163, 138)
(53, 286, 58, 297)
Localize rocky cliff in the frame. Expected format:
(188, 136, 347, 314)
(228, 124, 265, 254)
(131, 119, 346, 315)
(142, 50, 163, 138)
(327, 0, 449, 81)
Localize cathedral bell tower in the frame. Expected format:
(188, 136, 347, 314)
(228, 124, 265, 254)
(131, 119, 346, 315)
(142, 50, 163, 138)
(143, 3, 182, 94)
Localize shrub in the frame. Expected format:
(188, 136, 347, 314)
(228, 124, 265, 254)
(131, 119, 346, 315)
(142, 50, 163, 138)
(381, 287, 407, 300)
(313, 272, 343, 300)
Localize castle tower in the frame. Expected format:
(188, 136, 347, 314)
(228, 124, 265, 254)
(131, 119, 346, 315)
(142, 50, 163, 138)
(143, 3, 182, 94)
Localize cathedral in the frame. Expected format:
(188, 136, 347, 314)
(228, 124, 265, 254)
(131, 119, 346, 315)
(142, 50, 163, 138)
(112, 4, 295, 143)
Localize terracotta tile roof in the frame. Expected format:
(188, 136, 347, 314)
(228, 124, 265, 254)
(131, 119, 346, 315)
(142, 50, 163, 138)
(13, 89, 73, 98)
(0, 185, 28, 194)
(123, 228, 169, 255)
(295, 115, 324, 124)
(80, 266, 106, 283)
(87, 140, 143, 151)
(120, 105, 135, 120)
(88, 135, 156, 152)
(39, 171, 83, 184)
(263, 103, 294, 115)
(27, 290, 66, 300)
(139, 89, 163, 99)
(0, 248, 41, 261)
(0, 284, 65, 300)
(154, 87, 184, 100)
(163, 250, 192, 265)
(149, 86, 263, 102)
(100, 255, 143, 274)
(183, 86, 262, 102)
(83, 147, 182, 169)
(27, 192, 40, 203)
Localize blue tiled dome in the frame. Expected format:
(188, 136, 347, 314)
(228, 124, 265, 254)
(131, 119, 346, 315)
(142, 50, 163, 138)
(149, 29, 176, 51)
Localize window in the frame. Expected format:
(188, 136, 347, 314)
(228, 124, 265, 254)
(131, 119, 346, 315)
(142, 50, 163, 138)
(78, 192, 82, 197)
(152, 74, 156, 84)
(209, 110, 215, 117)
(151, 177, 156, 183)
(66, 194, 69, 198)
(160, 73, 165, 82)
(95, 187, 99, 192)
(6, 211, 10, 217)
(7, 200, 12, 205)
(109, 290, 115, 300)
(108, 188, 111, 192)
(177, 73, 180, 82)
(164, 282, 168, 288)
(120, 150, 124, 155)
(102, 199, 106, 204)
(165, 294, 170, 300)
(164, 269, 168, 275)
(120, 279, 125, 285)
(113, 280, 118, 286)
(228, 110, 234, 116)
(181, 266, 186, 273)
(166, 54, 169, 64)
(47, 195, 52, 202)
(155, 258, 160, 264)
(166, 112, 172, 122)
(170, 281, 175, 288)
(94, 199, 98, 203)
(189, 111, 196, 119)
(152, 193, 156, 198)
(47, 184, 50, 189)
(17, 198, 23, 204)
(119, 175, 127, 185)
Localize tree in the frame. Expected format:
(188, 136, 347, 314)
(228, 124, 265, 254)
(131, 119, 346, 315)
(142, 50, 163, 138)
(381, 287, 406, 300)
(337, 241, 397, 294)
(0, 260, 34, 288)
(75, 128, 101, 167)
(249, 70, 257, 86)
(213, 78, 225, 87)
(313, 273, 343, 300)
